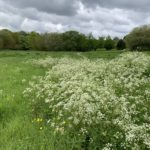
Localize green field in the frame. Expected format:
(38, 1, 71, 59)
(0, 50, 123, 150)
(0, 50, 149, 150)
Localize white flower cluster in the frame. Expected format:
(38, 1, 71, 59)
(24, 52, 150, 149)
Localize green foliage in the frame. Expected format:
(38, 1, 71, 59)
(86, 33, 96, 50)
(0, 37, 3, 49)
(40, 33, 62, 51)
(62, 31, 80, 51)
(97, 37, 105, 48)
(19, 35, 30, 50)
(0, 29, 125, 52)
(0, 29, 16, 49)
(116, 39, 126, 50)
(28, 32, 43, 50)
(3, 25, 150, 52)
(125, 25, 150, 51)
(104, 36, 115, 50)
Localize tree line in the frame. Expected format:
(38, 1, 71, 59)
(0, 24, 149, 51)
(0, 29, 126, 51)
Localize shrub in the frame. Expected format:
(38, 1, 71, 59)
(24, 52, 150, 149)
(116, 39, 126, 50)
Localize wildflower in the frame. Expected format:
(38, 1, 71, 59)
(24, 52, 150, 149)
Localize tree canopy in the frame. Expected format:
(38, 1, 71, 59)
(125, 25, 150, 51)
(0, 29, 121, 51)
(116, 39, 126, 50)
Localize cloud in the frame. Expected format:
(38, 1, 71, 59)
(81, 0, 150, 12)
(4, 0, 79, 16)
(0, 0, 149, 37)
(20, 18, 66, 33)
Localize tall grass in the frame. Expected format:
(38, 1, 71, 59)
(0, 50, 149, 150)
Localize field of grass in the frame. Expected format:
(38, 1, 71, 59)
(0, 50, 149, 150)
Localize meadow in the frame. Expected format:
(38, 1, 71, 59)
(0, 50, 150, 150)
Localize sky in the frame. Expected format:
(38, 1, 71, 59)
(0, 0, 150, 37)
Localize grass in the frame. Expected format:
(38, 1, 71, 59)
(0, 50, 148, 150)
(0, 52, 47, 150)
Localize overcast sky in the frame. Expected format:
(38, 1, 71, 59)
(0, 0, 149, 37)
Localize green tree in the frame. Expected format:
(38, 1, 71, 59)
(42, 33, 64, 51)
(86, 33, 97, 50)
(0, 29, 16, 49)
(18, 31, 30, 50)
(28, 32, 43, 50)
(104, 36, 115, 50)
(113, 37, 119, 47)
(97, 37, 105, 49)
(116, 39, 126, 50)
(125, 25, 150, 51)
(0, 38, 3, 49)
(62, 31, 83, 51)
(78, 34, 89, 51)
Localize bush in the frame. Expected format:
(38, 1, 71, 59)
(116, 39, 126, 50)
(24, 52, 150, 149)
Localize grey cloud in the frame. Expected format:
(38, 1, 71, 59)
(4, 0, 79, 16)
(81, 0, 150, 12)
(0, 0, 149, 37)
(0, 12, 23, 30)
